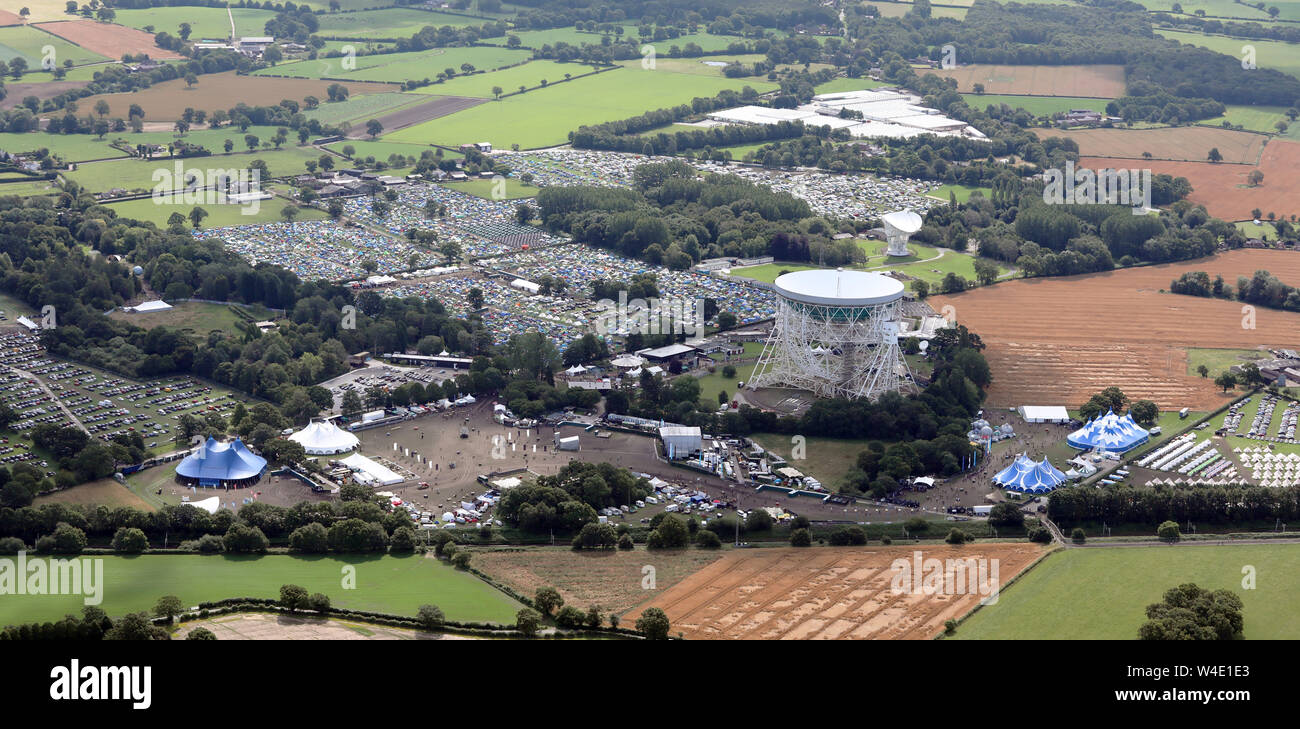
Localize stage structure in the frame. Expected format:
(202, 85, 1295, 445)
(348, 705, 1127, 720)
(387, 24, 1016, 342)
(748, 269, 915, 400)
(882, 210, 922, 257)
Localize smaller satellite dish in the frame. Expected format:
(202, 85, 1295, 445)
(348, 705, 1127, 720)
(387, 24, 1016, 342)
(919, 340, 929, 352)
(132, 266, 144, 276)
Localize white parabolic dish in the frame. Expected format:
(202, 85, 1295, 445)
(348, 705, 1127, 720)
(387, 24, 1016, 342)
(882, 210, 923, 234)
(773, 269, 904, 307)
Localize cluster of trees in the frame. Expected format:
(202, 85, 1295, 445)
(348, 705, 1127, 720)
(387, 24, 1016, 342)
(1048, 482, 1300, 527)
(1139, 583, 1245, 640)
(1177, 268, 1300, 313)
(497, 461, 651, 533)
(1076, 386, 1158, 424)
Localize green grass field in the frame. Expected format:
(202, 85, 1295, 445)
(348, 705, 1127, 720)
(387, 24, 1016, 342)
(257, 46, 531, 83)
(408, 59, 612, 99)
(928, 184, 992, 204)
(106, 192, 327, 228)
(694, 356, 760, 411)
(0, 179, 61, 198)
(0, 131, 129, 162)
(482, 26, 747, 53)
(106, 301, 262, 340)
(113, 6, 279, 41)
(1235, 220, 1279, 239)
(962, 94, 1112, 116)
(315, 8, 479, 38)
(0, 553, 523, 626)
(326, 138, 458, 162)
(389, 66, 775, 149)
(301, 92, 427, 126)
(0, 24, 108, 66)
(67, 147, 323, 193)
(1185, 347, 1270, 376)
(1157, 29, 1300, 81)
(1139, 0, 1300, 20)
(1198, 104, 1297, 138)
(747, 433, 874, 488)
(814, 77, 895, 94)
(953, 544, 1300, 639)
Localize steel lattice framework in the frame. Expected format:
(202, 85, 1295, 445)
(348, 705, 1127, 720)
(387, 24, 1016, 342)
(749, 289, 915, 400)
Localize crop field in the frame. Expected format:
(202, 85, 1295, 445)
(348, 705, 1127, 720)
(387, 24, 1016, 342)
(75, 71, 397, 120)
(0, 25, 108, 66)
(815, 76, 895, 94)
(407, 59, 611, 99)
(0, 554, 523, 626)
(473, 546, 724, 615)
(628, 544, 1045, 640)
(33, 19, 186, 60)
(0, 0, 75, 23)
(255, 46, 531, 82)
(961, 94, 1112, 117)
(113, 7, 279, 41)
(326, 138, 457, 162)
(483, 26, 747, 53)
(1080, 138, 1300, 221)
(0, 9, 23, 26)
(1157, 29, 1300, 80)
(1033, 126, 1267, 163)
(953, 544, 1300, 640)
(33, 478, 156, 511)
(389, 66, 780, 149)
(314, 8, 478, 38)
(351, 95, 484, 137)
(928, 64, 1126, 97)
(932, 249, 1300, 409)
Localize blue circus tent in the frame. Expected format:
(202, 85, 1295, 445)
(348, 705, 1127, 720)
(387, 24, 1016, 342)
(175, 437, 267, 488)
(1067, 409, 1150, 453)
(993, 453, 1067, 494)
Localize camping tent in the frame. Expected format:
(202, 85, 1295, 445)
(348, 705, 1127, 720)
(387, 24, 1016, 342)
(1067, 409, 1150, 452)
(993, 453, 1067, 493)
(289, 420, 360, 454)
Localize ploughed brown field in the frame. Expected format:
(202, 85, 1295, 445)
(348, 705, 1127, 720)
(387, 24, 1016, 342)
(1080, 139, 1300, 222)
(933, 250, 1300, 410)
(1034, 126, 1267, 164)
(927, 64, 1125, 97)
(34, 19, 185, 60)
(626, 544, 1044, 640)
(77, 70, 397, 120)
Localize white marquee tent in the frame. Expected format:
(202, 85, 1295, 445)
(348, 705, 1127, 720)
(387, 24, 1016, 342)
(289, 420, 360, 455)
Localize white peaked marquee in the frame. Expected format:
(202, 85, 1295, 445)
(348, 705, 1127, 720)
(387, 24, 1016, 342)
(289, 420, 360, 455)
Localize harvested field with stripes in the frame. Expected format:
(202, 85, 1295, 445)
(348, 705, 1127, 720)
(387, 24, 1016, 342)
(1081, 139, 1300, 222)
(627, 545, 1043, 640)
(1034, 126, 1268, 164)
(933, 249, 1300, 410)
(927, 64, 1124, 97)
(34, 19, 185, 59)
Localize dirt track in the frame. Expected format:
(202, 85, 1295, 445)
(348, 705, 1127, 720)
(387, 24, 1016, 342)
(628, 544, 1044, 640)
(934, 249, 1300, 410)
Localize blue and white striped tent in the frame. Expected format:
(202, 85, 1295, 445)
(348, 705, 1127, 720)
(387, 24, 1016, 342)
(993, 453, 1067, 494)
(1067, 409, 1150, 453)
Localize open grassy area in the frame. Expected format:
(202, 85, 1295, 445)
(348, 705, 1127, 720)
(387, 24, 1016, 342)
(315, 8, 479, 38)
(299, 92, 427, 126)
(34, 478, 156, 511)
(1184, 347, 1270, 377)
(0, 554, 523, 626)
(440, 178, 539, 200)
(0, 24, 108, 66)
(1198, 104, 1294, 135)
(326, 138, 458, 163)
(1236, 220, 1279, 239)
(927, 184, 992, 204)
(258, 46, 531, 83)
(814, 77, 894, 94)
(694, 358, 759, 410)
(0, 131, 130, 163)
(1157, 29, 1300, 81)
(962, 94, 1112, 116)
(105, 191, 328, 228)
(106, 300, 269, 340)
(113, 6, 279, 40)
(870, 1, 970, 20)
(66, 147, 323, 193)
(748, 433, 872, 488)
(953, 543, 1300, 639)
(407, 59, 611, 99)
(1139, 0, 1300, 20)
(388, 65, 776, 149)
